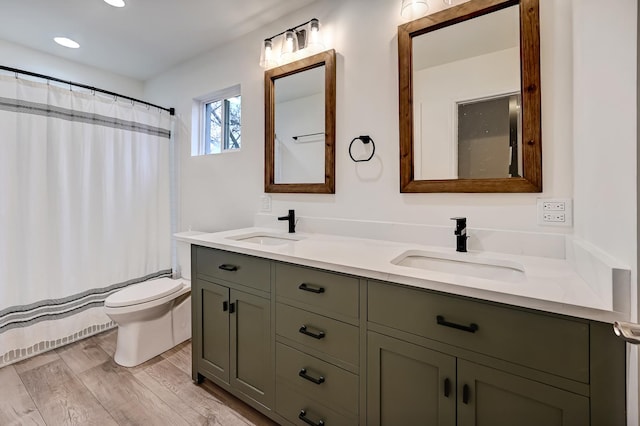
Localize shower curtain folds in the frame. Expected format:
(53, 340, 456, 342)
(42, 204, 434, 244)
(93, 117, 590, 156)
(0, 75, 173, 366)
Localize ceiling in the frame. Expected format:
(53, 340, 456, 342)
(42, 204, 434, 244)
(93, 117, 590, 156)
(0, 0, 317, 81)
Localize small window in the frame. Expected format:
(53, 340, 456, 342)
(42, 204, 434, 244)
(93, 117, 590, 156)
(194, 85, 241, 156)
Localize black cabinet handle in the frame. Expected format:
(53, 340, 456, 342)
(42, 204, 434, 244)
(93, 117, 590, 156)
(462, 384, 470, 404)
(218, 264, 238, 272)
(299, 368, 325, 385)
(444, 378, 451, 397)
(222, 301, 228, 312)
(299, 325, 325, 340)
(298, 283, 325, 294)
(299, 410, 325, 426)
(436, 315, 478, 333)
(229, 302, 236, 314)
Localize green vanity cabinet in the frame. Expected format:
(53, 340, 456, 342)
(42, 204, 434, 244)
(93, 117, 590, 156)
(192, 246, 274, 411)
(274, 262, 362, 425)
(367, 330, 589, 426)
(367, 331, 456, 425)
(366, 280, 625, 426)
(456, 360, 589, 426)
(191, 245, 626, 426)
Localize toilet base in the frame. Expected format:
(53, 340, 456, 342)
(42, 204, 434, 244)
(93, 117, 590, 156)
(111, 294, 191, 367)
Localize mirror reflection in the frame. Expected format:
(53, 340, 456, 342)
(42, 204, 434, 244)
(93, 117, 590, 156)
(412, 5, 521, 180)
(274, 66, 325, 184)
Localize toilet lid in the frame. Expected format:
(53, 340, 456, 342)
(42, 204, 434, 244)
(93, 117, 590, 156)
(105, 278, 184, 308)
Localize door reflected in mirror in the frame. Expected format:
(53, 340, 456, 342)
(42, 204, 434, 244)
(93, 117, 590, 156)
(274, 65, 325, 184)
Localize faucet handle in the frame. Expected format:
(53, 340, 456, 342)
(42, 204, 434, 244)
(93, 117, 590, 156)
(450, 217, 466, 222)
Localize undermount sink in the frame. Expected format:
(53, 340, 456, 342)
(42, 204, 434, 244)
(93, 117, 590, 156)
(227, 232, 304, 246)
(391, 250, 525, 283)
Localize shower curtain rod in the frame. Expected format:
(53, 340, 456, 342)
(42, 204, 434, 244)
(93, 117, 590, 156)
(0, 65, 175, 115)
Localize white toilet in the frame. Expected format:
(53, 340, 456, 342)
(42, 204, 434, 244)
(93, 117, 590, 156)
(104, 239, 194, 367)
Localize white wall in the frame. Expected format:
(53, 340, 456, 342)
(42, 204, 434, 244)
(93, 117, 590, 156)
(145, 0, 575, 234)
(572, 1, 638, 424)
(0, 39, 144, 98)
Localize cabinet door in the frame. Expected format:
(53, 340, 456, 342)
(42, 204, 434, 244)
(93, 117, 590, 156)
(230, 289, 273, 408)
(197, 280, 231, 383)
(457, 360, 589, 426)
(367, 332, 456, 426)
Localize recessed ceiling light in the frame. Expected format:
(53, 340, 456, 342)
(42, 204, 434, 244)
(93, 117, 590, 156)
(53, 37, 80, 49)
(104, 0, 125, 7)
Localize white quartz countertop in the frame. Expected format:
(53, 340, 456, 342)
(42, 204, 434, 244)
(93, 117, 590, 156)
(175, 227, 628, 323)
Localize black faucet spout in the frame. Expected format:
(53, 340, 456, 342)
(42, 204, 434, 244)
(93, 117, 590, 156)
(450, 217, 468, 252)
(278, 209, 296, 233)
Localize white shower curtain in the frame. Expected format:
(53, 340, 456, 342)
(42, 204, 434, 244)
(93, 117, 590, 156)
(0, 75, 172, 365)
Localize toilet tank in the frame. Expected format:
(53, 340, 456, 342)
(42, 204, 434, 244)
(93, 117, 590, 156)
(175, 231, 204, 280)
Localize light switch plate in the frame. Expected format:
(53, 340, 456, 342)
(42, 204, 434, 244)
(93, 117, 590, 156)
(259, 195, 272, 212)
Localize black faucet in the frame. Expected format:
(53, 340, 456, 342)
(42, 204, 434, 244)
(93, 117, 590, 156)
(278, 209, 296, 233)
(450, 217, 468, 252)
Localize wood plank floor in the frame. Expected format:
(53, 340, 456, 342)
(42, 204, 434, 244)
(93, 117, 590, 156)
(0, 330, 278, 426)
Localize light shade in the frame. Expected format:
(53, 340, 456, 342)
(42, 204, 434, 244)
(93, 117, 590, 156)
(401, 0, 429, 20)
(306, 19, 325, 54)
(259, 39, 278, 69)
(53, 37, 80, 49)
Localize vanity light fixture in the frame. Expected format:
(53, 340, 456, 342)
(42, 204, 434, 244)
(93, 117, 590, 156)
(401, 0, 429, 20)
(104, 0, 125, 7)
(53, 37, 80, 49)
(260, 18, 323, 69)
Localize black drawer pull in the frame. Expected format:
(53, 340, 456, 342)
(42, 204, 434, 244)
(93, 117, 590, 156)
(222, 301, 228, 312)
(462, 384, 470, 404)
(444, 378, 451, 397)
(229, 302, 236, 314)
(218, 264, 238, 272)
(299, 368, 325, 385)
(299, 410, 325, 426)
(436, 315, 478, 333)
(298, 283, 325, 294)
(299, 325, 325, 340)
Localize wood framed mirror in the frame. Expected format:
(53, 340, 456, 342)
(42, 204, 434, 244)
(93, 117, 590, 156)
(265, 49, 336, 193)
(399, 0, 541, 193)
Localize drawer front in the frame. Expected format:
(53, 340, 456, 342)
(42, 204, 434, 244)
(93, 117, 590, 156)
(276, 303, 359, 367)
(276, 343, 359, 416)
(195, 246, 270, 292)
(275, 263, 359, 319)
(368, 281, 589, 383)
(277, 380, 357, 426)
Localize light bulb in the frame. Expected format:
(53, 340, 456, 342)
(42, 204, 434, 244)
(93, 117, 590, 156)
(401, 0, 429, 20)
(284, 30, 295, 54)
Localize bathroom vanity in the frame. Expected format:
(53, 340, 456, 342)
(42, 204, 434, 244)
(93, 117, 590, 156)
(182, 228, 627, 426)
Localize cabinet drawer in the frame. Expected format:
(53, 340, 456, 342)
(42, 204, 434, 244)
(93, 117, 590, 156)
(368, 281, 589, 383)
(277, 380, 357, 426)
(276, 343, 359, 417)
(195, 246, 270, 292)
(276, 303, 359, 367)
(275, 263, 359, 319)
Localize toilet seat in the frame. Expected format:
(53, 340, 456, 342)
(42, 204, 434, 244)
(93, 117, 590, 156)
(105, 278, 184, 308)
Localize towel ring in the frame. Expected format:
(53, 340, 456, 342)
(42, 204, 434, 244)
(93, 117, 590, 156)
(349, 135, 375, 162)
